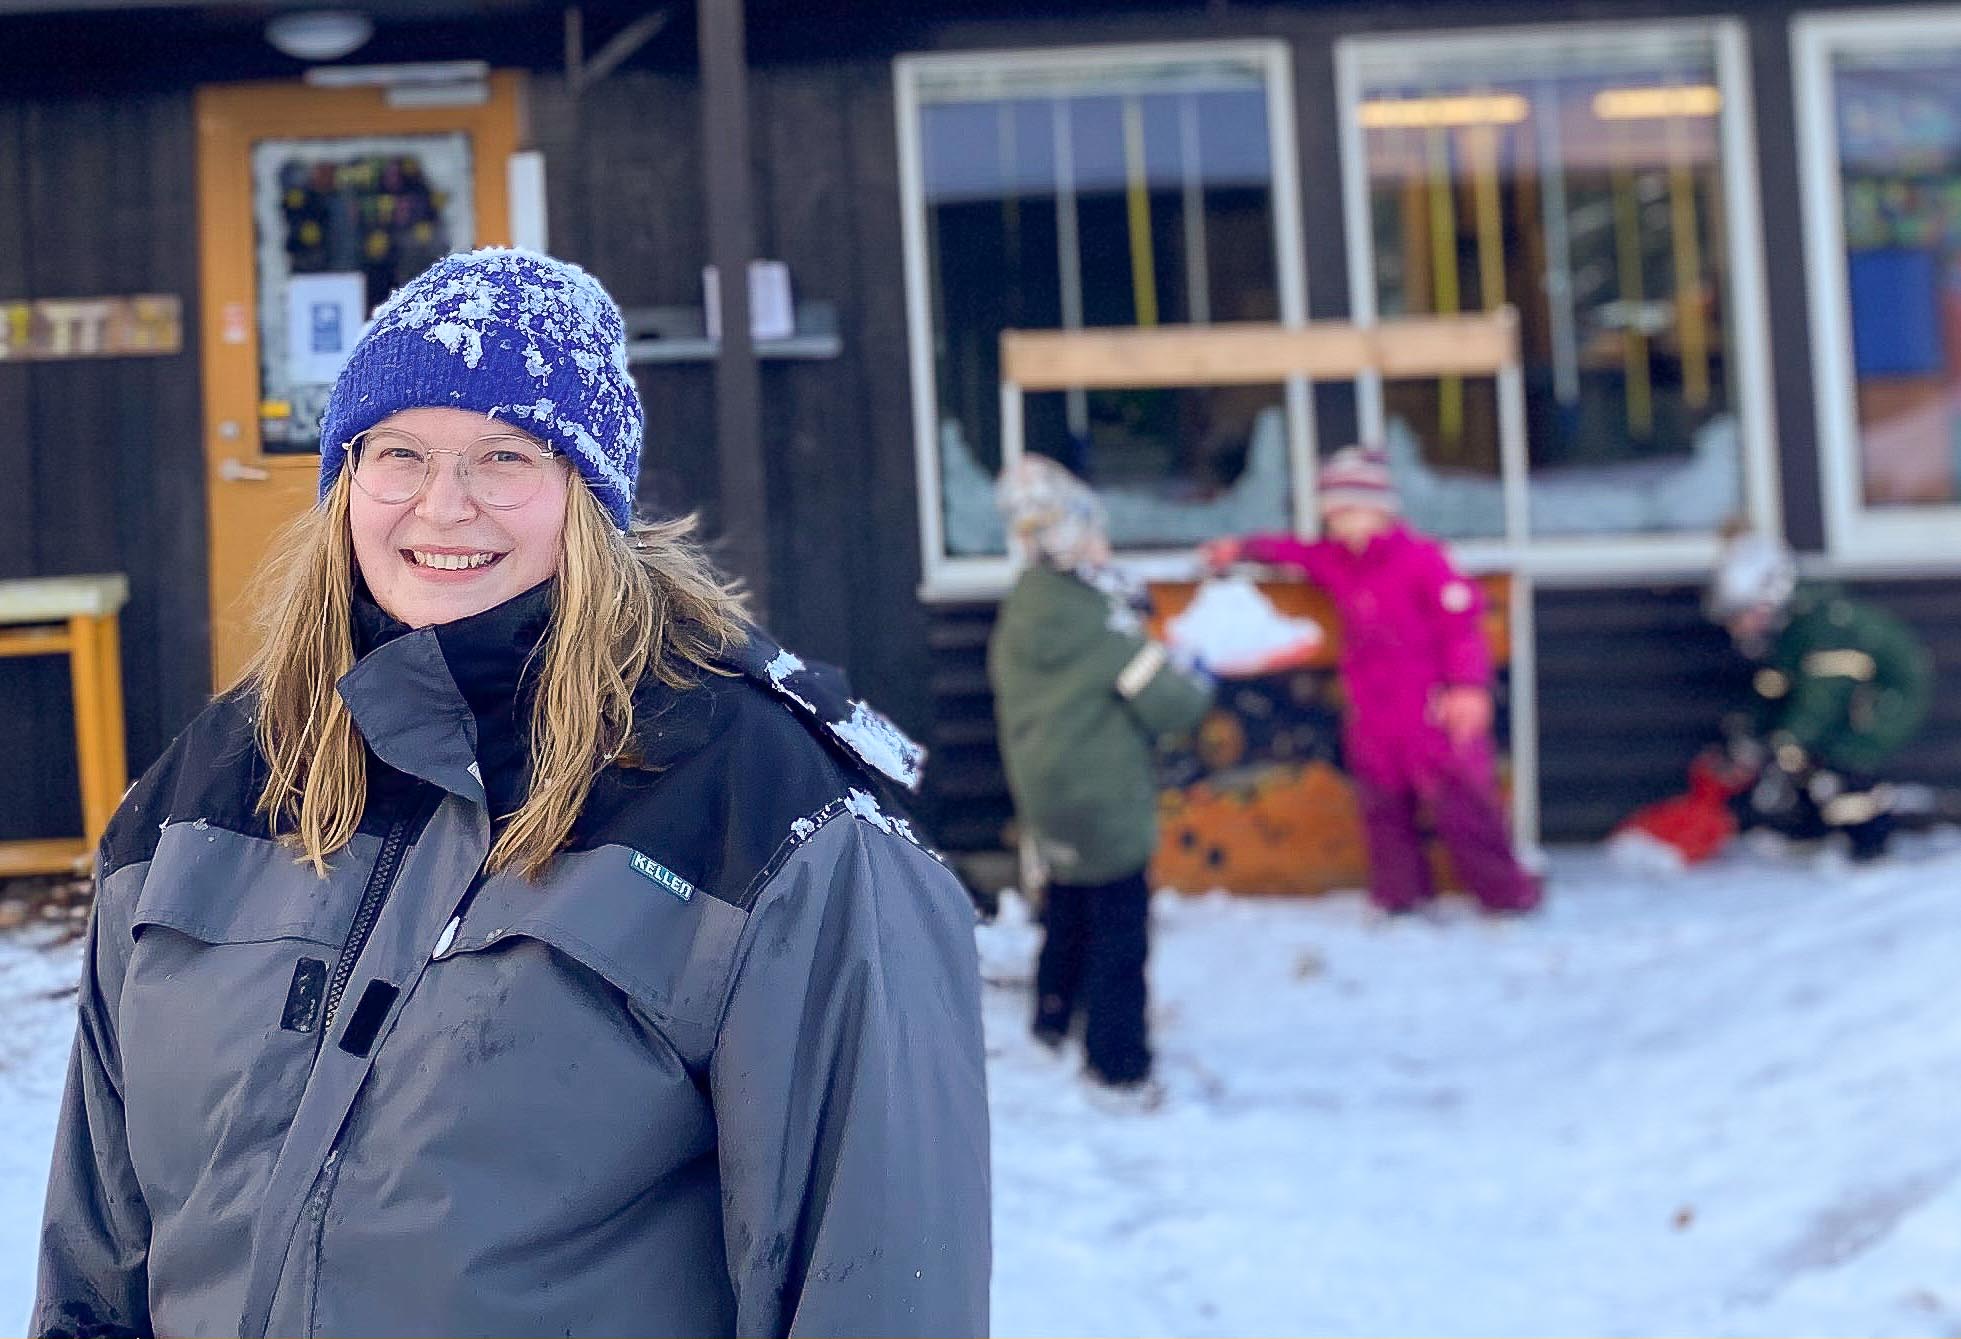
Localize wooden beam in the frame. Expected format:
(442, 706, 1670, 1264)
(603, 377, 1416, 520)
(569, 7, 672, 98)
(698, 0, 770, 618)
(0, 838, 90, 880)
(1001, 310, 1520, 391)
(0, 625, 73, 658)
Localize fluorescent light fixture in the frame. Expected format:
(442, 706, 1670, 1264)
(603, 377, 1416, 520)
(265, 10, 374, 63)
(304, 60, 491, 88)
(1593, 85, 1722, 120)
(1359, 94, 1531, 130)
(383, 80, 490, 108)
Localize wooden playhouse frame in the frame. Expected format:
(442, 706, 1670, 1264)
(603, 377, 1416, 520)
(997, 308, 1540, 854)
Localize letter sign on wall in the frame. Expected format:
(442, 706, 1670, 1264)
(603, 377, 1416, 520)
(0, 295, 182, 361)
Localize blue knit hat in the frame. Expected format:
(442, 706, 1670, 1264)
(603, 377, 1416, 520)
(318, 247, 643, 528)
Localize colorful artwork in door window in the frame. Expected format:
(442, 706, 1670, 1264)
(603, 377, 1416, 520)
(277, 155, 453, 310)
(249, 133, 474, 453)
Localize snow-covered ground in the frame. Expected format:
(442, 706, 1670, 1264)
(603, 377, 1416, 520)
(0, 919, 91, 1329)
(5, 840, 1961, 1334)
(980, 837, 1961, 1336)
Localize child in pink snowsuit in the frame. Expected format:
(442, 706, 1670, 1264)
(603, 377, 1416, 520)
(1205, 445, 1540, 914)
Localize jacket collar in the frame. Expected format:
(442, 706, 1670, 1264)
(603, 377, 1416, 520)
(338, 587, 925, 802)
(339, 582, 555, 807)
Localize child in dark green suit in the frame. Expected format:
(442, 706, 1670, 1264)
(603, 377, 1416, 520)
(1709, 533, 1934, 861)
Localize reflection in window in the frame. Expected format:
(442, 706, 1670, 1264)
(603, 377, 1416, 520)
(909, 52, 1296, 556)
(1351, 31, 1745, 539)
(1831, 45, 1961, 509)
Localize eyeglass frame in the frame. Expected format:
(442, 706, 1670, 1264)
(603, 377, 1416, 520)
(344, 426, 567, 510)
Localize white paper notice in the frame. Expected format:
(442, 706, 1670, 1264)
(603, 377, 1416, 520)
(285, 272, 368, 385)
(703, 260, 795, 342)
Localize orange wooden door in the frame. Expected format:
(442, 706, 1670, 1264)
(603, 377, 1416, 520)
(195, 75, 523, 687)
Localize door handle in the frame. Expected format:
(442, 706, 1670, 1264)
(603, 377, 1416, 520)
(219, 457, 272, 482)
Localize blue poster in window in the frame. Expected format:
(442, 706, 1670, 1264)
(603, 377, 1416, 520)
(1848, 247, 1943, 377)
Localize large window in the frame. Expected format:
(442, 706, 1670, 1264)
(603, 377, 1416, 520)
(1798, 10, 1961, 563)
(898, 44, 1309, 595)
(1339, 23, 1778, 567)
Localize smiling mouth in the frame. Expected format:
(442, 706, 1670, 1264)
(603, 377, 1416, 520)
(404, 549, 506, 571)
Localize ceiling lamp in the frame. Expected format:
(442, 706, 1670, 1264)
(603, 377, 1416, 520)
(266, 10, 376, 63)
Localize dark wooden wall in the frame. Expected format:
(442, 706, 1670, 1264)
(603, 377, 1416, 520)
(531, 65, 938, 797)
(1529, 577, 1961, 839)
(0, 91, 207, 842)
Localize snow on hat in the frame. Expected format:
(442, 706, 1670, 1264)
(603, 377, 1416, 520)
(318, 247, 643, 529)
(995, 455, 1108, 567)
(1707, 532, 1797, 620)
(1316, 443, 1398, 515)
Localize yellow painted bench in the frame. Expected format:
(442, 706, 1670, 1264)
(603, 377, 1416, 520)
(0, 574, 129, 878)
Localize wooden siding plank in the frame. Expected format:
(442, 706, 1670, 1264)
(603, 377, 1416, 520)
(753, 64, 858, 668)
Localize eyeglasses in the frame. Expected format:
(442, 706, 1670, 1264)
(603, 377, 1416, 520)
(347, 428, 564, 510)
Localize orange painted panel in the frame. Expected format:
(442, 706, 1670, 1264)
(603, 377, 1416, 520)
(1147, 576, 1512, 895)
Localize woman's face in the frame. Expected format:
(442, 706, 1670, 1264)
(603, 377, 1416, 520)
(348, 407, 573, 628)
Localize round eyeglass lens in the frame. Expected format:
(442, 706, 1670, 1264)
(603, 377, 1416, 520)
(349, 430, 554, 509)
(467, 436, 552, 509)
(350, 431, 429, 504)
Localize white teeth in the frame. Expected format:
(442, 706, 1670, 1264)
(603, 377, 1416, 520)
(409, 551, 499, 571)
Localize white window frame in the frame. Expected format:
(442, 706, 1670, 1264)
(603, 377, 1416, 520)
(895, 40, 1313, 601)
(1335, 19, 1783, 579)
(1796, 7, 1961, 568)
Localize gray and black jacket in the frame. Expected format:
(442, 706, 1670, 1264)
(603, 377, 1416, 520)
(35, 583, 990, 1338)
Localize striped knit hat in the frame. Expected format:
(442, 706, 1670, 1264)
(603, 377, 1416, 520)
(1317, 443, 1398, 515)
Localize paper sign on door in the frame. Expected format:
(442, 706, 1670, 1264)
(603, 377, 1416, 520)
(285, 272, 368, 385)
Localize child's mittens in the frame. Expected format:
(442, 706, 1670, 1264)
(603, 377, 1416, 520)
(1197, 537, 1242, 574)
(1431, 684, 1494, 752)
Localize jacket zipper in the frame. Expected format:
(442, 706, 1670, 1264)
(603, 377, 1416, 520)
(320, 807, 418, 1040)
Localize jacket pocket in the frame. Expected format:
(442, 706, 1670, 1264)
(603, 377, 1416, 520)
(434, 844, 747, 1036)
(129, 821, 370, 951)
(119, 827, 376, 1227)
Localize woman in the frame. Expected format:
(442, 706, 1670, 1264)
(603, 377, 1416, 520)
(35, 249, 990, 1338)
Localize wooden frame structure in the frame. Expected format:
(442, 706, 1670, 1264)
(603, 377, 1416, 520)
(997, 308, 1540, 849)
(0, 575, 130, 878)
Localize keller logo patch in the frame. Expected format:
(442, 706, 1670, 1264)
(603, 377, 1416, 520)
(629, 850, 696, 902)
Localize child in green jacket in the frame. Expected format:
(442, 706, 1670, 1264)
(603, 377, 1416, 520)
(1708, 533, 1934, 860)
(989, 457, 1213, 1103)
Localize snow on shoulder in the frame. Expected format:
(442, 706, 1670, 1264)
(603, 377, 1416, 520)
(732, 629, 926, 791)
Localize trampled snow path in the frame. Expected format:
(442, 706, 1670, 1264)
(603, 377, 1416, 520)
(4, 840, 1961, 1334)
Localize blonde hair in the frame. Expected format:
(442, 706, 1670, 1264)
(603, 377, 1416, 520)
(235, 473, 749, 879)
